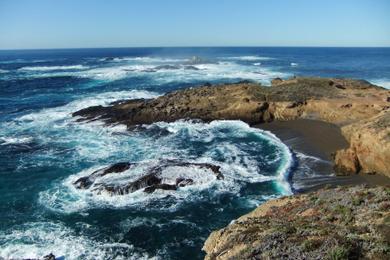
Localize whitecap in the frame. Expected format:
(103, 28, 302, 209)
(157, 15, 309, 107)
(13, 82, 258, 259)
(290, 62, 298, 67)
(0, 222, 148, 260)
(253, 62, 261, 66)
(222, 56, 274, 61)
(144, 61, 289, 85)
(101, 57, 187, 63)
(14, 57, 289, 85)
(18, 89, 160, 123)
(18, 65, 89, 71)
(370, 79, 390, 89)
(0, 136, 33, 145)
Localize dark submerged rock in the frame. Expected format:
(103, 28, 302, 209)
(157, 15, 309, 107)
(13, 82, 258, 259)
(73, 162, 133, 189)
(74, 160, 224, 195)
(43, 253, 56, 260)
(154, 65, 180, 70)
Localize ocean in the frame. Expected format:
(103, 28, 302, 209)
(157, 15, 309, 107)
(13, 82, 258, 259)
(0, 47, 389, 259)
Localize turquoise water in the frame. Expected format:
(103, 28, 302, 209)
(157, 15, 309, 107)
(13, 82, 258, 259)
(0, 47, 389, 259)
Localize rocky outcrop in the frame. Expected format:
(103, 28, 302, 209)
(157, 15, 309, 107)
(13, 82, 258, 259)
(73, 160, 223, 195)
(335, 111, 390, 175)
(203, 186, 390, 260)
(73, 77, 390, 177)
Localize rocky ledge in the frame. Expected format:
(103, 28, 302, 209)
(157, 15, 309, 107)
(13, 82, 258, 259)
(203, 185, 390, 259)
(73, 77, 390, 177)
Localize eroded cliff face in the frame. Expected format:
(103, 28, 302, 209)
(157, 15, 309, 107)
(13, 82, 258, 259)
(335, 111, 390, 175)
(203, 186, 390, 260)
(73, 77, 390, 177)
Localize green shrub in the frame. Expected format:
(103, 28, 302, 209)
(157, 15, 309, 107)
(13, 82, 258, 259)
(327, 246, 349, 260)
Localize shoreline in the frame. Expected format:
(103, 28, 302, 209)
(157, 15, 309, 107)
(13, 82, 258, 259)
(255, 119, 390, 191)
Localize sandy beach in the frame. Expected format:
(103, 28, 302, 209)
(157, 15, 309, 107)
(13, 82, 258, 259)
(255, 119, 390, 191)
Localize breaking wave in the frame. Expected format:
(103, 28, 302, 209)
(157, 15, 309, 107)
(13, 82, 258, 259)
(370, 79, 390, 89)
(222, 56, 274, 61)
(19, 65, 89, 71)
(38, 120, 293, 213)
(0, 222, 148, 260)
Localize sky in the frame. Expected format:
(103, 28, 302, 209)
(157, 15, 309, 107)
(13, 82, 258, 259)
(0, 0, 389, 49)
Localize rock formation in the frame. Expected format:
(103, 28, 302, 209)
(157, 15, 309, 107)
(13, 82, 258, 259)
(73, 160, 224, 195)
(73, 77, 390, 177)
(203, 185, 390, 259)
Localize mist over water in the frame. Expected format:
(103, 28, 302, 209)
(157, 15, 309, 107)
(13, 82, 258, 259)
(1, 47, 389, 259)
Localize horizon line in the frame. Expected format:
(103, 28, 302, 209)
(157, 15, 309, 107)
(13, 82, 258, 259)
(1, 45, 390, 51)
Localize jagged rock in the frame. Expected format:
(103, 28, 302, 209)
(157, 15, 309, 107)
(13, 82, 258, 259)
(333, 148, 360, 175)
(184, 65, 200, 70)
(73, 162, 133, 189)
(73, 160, 224, 195)
(271, 77, 283, 85)
(141, 68, 157, 73)
(335, 84, 346, 89)
(43, 253, 56, 260)
(176, 177, 194, 187)
(144, 183, 177, 193)
(154, 65, 180, 70)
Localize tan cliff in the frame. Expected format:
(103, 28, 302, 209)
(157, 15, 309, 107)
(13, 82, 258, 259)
(73, 77, 390, 177)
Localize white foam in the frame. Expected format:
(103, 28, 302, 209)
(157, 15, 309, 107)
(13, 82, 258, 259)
(0, 136, 33, 145)
(16, 57, 289, 85)
(0, 69, 8, 73)
(0, 89, 160, 169)
(0, 222, 148, 260)
(77, 64, 157, 80)
(296, 152, 330, 163)
(370, 79, 390, 89)
(253, 62, 261, 66)
(0, 59, 25, 64)
(39, 120, 293, 213)
(222, 56, 274, 61)
(18, 89, 160, 123)
(290, 62, 298, 67)
(101, 57, 187, 63)
(144, 61, 289, 85)
(19, 65, 89, 71)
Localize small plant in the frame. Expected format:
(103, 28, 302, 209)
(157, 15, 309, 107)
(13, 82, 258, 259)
(352, 196, 364, 206)
(327, 246, 349, 260)
(333, 205, 353, 223)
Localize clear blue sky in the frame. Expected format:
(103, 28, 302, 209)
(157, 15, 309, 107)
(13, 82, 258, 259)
(0, 0, 389, 49)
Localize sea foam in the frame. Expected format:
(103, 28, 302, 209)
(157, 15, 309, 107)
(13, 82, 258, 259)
(19, 65, 89, 71)
(39, 120, 293, 213)
(222, 56, 274, 61)
(370, 79, 390, 89)
(0, 222, 148, 260)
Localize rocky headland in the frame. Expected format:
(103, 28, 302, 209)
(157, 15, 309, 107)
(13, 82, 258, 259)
(73, 77, 390, 259)
(74, 77, 390, 178)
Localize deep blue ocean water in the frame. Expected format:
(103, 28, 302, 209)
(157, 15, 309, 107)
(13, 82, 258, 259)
(0, 47, 389, 259)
